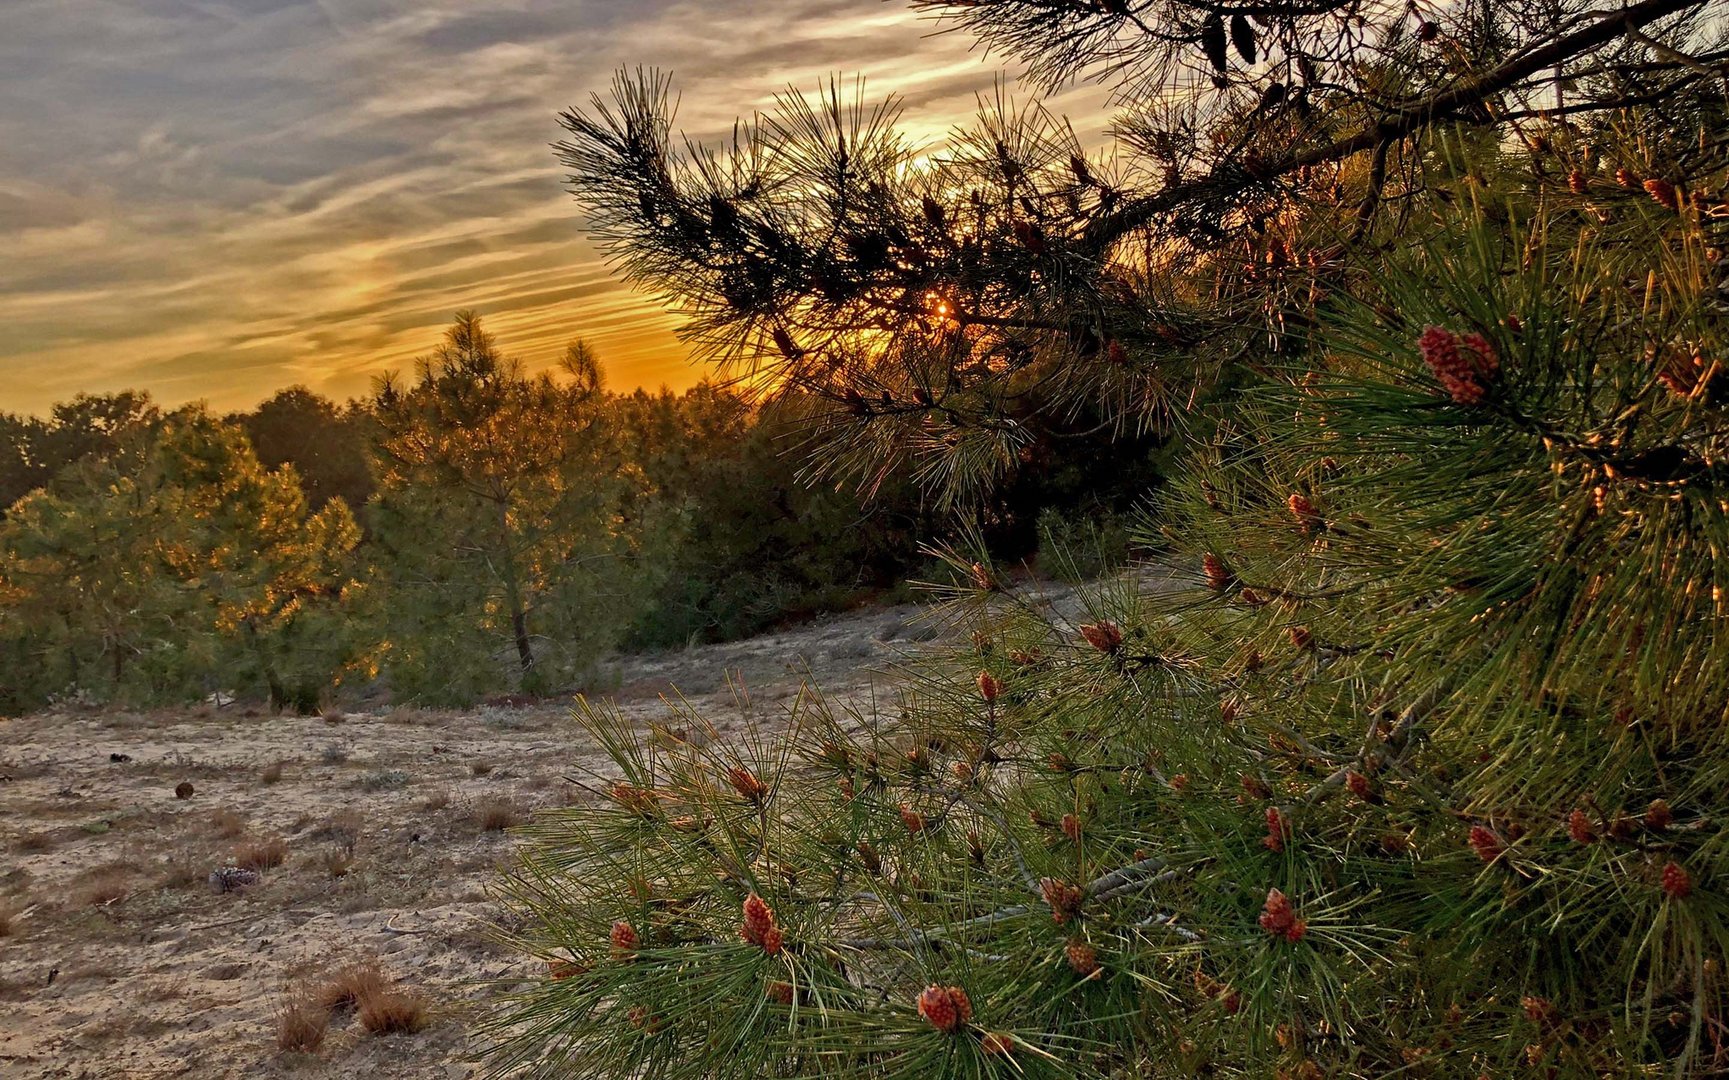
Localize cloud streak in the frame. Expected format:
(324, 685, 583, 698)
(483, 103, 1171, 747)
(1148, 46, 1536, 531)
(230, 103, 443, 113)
(0, 0, 1102, 415)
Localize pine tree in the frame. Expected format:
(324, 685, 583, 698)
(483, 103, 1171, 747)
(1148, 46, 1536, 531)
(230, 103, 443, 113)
(486, 1, 1726, 1076)
(368, 312, 634, 700)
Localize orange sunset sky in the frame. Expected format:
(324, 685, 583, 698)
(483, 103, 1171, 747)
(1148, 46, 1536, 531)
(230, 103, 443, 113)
(0, 1, 1106, 416)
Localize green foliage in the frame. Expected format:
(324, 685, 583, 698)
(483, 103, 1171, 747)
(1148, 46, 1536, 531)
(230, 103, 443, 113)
(1033, 505, 1133, 584)
(367, 312, 634, 701)
(616, 385, 929, 648)
(493, 15, 1729, 1061)
(233, 386, 375, 513)
(0, 408, 360, 710)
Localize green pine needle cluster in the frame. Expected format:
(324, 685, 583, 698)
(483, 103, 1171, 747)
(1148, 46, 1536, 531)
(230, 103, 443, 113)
(486, 136, 1728, 1075)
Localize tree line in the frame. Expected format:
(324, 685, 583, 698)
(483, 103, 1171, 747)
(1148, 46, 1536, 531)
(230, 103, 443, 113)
(0, 311, 1164, 713)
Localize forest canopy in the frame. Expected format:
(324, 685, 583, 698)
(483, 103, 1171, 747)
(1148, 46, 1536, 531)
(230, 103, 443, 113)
(0, 312, 1155, 713)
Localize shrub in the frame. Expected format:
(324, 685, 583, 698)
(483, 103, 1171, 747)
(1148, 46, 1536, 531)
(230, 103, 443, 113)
(317, 961, 388, 1012)
(233, 838, 288, 872)
(357, 988, 429, 1035)
(276, 990, 328, 1054)
(489, 73, 1729, 1078)
(73, 864, 131, 908)
(208, 809, 247, 839)
(475, 797, 522, 833)
(359, 769, 410, 791)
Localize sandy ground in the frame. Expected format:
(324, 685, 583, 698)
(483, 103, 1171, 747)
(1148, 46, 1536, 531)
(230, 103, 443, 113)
(0, 598, 961, 1079)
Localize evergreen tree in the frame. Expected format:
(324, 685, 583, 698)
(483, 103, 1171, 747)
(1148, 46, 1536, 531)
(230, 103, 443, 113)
(234, 386, 376, 514)
(368, 312, 634, 700)
(0, 408, 359, 709)
(488, 1, 1727, 1076)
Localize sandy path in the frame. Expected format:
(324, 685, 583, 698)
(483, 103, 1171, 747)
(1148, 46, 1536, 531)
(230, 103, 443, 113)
(0, 598, 954, 1079)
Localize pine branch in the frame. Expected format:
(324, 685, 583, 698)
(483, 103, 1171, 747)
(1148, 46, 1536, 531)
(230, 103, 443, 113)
(1086, 0, 1712, 251)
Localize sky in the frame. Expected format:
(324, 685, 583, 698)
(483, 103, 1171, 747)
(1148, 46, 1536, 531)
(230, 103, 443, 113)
(0, 0, 1106, 417)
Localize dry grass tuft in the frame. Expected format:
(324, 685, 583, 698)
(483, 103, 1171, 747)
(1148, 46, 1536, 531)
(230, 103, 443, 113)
(316, 961, 388, 1012)
(15, 831, 56, 854)
(260, 760, 286, 784)
(420, 788, 452, 812)
(158, 853, 207, 890)
(74, 864, 132, 908)
(475, 795, 523, 832)
(0, 900, 21, 938)
(234, 837, 289, 872)
(315, 848, 353, 879)
(357, 987, 429, 1035)
(308, 808, 363, 851)
(276, 989, 329, 1054)
(321, 708, 346, 725)
(470, 761, 494, 777)
(210, 808, 247, 839)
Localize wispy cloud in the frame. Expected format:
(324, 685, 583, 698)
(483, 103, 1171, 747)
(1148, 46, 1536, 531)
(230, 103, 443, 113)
(0, 0, 1101, 415)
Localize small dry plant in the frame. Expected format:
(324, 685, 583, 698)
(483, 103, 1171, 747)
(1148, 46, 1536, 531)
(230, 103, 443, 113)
(234, 837, 289, 872)
(276, 989, 328, 1053)
(73, 863, 132, 908)
(316, 961, 388, 1012)
(475, 795, 522, 832)
(357, 987, 428, 1035)
(209, 808, 247, 839)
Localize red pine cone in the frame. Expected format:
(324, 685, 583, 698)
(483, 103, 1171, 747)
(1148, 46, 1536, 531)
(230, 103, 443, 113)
(1288, 626, 1313, 650)
(1203, 553, 1235, 591)
(609, 781, 657, 817)
(1567, 169, 1588, 194)
(1170, 773, 1191, 792)
(979, 1031, 1015, 1056)
(1106, 339, 1129, 365)
(610, 920, 639, 957)
(1661, 861, 1693, 899)
(547, 959, 585, 980)
(1060, 813, 1082, 842)
(977, 671, 1002, 702)
(1080, 621, 1123, 653)
(741, 893, 779, 949)
(1040, 877, 1085, 924)
(1418, 325, 1488, 405)
(1468, 825, 1504, 863)
(969, 561, 994, 591)
(1567, 808, 1595, 844)
(1459, 331, 1499, 377)
(1616, 167, 1638, 188)
(918, 985, 972, 1033)
(1258, 887, 1307, 942)
(766, 980, 795, 1005)
(899, 804, 928, 834)
(1645, 798, 1673, 830)
(1345, 771, 1372, 800)
(1521, 995, 1556, 1024)
(1287, 493, 1320, 527)
(1012, 218, 1046, 255)
(727, 766, 769, 804)
(1263, 806, 1288, 853)
(1644, 178, 1679, 211)
(1065, 939, 1101, 977)
(1241, 773, 1273, 800)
